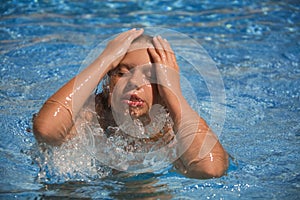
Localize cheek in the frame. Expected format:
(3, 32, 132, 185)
(109, 76, 125, 93)
(109, 77, 118, 92)
(108, 77, 122, 105)
(144, 84, 154, 103)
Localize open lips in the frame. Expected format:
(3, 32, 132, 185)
(122, 94, 145, 107)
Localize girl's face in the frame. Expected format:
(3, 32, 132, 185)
(109, 49, 159, 119)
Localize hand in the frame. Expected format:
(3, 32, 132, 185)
(101, 28, 144, 71)
(147, 36, 182, 106)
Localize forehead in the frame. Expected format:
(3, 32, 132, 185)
(120, 49, 151, 67)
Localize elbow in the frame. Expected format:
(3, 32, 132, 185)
(33, 124, 59, 146)
(184, 153, 229, 179)
(33, 114, 71, 146)
(187, 160, 228, 179)
(32, 100, 74, 146)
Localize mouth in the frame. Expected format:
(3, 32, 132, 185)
(122, 94, 145, 107)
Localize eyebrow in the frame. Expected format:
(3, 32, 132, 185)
(118, 63, 136, 69)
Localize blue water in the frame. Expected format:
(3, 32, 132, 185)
(1, 0, 299, 199)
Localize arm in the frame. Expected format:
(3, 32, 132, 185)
(148, 36, 228, 179)
(33, 28, 144, 145)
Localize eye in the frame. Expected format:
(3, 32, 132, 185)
(116, 68, 130, 77)
(117, 72, 125, 76)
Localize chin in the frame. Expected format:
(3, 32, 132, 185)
(129, 106, 149, 119)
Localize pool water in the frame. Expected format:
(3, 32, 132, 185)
(1, 0, 299, 199)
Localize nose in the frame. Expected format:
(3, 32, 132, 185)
(126, 69, 146, 90)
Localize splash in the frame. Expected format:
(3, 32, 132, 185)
(87, 104, 177, 173)
(34, 102, 176, 183)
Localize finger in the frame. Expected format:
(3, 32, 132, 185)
(162, 38, 173, 52)
(157, 36, 171, 52)
(117, 28, 143, 42)
(115, 28, 136, 40)
(153, 36, 167, 61)
(147, 47, 161, 63)
(161, 38, 175, 60)
(154, 37, 180, 73)
(157, 37, 179, 71)
(126, 28, 144, 42)
(153, 36, 163, 52)
(160, 38, 173, 62)
(157, 36, 176, 63)
(130, 28, 144, 38)
(133, 28, 144, 38)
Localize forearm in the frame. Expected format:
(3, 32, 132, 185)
(168, 97, 228, 179)
(33, 28, 144, 145)
(33, 54, 110, 145)
(49, 55, 110, 115)
(148, 35, 228, 178)
(176, 117, 228, 179)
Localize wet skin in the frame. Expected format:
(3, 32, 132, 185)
(109, 49, 161, 123)
(32, 29, 229, 179)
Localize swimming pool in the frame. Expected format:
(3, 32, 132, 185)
(1, 0, 299, 199)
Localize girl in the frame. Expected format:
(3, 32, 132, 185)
(33, 28, 228, 179)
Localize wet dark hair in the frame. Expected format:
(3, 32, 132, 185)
(132, 34, 153, 45)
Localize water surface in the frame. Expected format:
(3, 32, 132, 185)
(0, 0, 299, 199)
